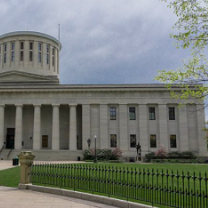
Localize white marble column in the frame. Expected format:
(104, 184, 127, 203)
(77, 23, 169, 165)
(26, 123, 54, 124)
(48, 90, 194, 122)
(139, 105, 149, 153)
(119, 104, 128, 151)
(0, 105, 5, 149)
(69, 104, 77, 150)
(52, 104, 60, 150)
(15, 105, 23, 149)
(158, 105, 169, 150)
(82, 104, 91, 150)
(33, 105, 41, 150)
(100, 104, 108, 149)
(196, 104, 207, 155)
(178, 106, 189, 151)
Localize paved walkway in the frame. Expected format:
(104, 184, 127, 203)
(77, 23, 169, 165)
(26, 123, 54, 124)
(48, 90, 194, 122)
(0, 160, 118, 208)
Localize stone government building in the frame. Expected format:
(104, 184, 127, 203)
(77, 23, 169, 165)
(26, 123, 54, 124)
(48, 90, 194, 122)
(0, 31, 207, 160)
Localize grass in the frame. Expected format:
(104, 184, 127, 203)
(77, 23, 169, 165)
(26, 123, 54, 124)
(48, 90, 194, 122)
(0, 166, 20, 187)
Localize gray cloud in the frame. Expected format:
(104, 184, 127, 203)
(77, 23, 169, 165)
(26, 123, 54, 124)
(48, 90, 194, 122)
(0, 0, 190, 85)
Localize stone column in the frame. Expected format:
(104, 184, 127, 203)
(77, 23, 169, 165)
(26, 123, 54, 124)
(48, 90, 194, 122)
(119, 104, 128, 151)
(158, 105, 169, 150)
(178, 106, 189, 151)
(52, 104, 60, 150)
(139, 105, 149, 153)
(15, 105, 23, 150)
(82, 104, 91, 150)
(18, 151, 35, 188)
(69, 104, 77, 150)
(100, 104, 108, 149)
(196, 104, 207, 155)
(33, 105, 41, 150)
(0, 105, 5, 149)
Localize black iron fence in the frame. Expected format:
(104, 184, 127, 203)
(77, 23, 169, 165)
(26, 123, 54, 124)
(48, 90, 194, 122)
(30, 163, 208, 208)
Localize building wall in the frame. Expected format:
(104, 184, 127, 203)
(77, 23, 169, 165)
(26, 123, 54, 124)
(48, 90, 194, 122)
(0, 88, 206, 158)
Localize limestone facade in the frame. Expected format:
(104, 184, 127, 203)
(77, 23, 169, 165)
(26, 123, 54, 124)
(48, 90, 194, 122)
(0, 31, 207, 160)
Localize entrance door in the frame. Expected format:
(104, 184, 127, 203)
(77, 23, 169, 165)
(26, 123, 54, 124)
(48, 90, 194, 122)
(42, 135, 48, 148)
(6, 128, 15, 149)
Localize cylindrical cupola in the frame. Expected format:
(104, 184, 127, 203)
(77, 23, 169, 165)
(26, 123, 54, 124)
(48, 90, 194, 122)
(0, 31, 61, 84)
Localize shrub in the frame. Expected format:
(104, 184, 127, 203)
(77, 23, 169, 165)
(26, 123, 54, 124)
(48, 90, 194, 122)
(144, 152, 155, 162)
(83, 148, 122, 161)
(155, 146, 167, 158)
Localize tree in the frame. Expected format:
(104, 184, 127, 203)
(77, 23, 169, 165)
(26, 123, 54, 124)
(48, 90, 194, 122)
(155, 0, 208, 107)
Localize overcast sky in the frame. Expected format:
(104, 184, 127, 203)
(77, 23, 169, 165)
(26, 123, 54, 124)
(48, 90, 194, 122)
(0, 0, 190, 85)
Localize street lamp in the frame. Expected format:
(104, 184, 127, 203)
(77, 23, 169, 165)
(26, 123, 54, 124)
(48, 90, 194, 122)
(87, 138, 91, 150)
(94, 135, 97, 163)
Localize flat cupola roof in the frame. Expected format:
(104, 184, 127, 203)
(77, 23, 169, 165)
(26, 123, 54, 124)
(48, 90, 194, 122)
(0, 31, 62, 50)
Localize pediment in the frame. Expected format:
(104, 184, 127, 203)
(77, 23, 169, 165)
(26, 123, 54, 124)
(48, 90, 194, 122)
(0, 71, 58, 83)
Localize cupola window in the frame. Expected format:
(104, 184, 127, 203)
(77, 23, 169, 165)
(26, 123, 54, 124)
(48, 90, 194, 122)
(4, 43, 7, 63)
(20, 41, 24, 61)
(46, 44, 49, 64)
(38, 43, 42, 62)
(11, 42, 15, 62)
(29, 42, 33, 62)
(52, 47, 55, 66)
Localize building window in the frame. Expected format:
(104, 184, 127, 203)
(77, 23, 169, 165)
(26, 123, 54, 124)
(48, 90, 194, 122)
(149, 107, 156, 120)
(29, 42, 33, 62)
(169, 107, 175, 120)
(38, 43, 42, 62)
(4, 43, 7, 63)
(150, 134, 157, 148)
(110, 107, 116, 120)
(130, 134, 136, 148)
(110, 134, 117, 147)
(170, 135, 177, 148)
(11, 42, 15, 62)
(46, 44, 49, 64)
(129, 107, 136, 120)
(52, 47, 55, 66)
(20, 41, 24, 61)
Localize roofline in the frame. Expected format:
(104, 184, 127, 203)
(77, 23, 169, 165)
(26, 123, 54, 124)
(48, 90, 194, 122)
(0, 31, 62, 50)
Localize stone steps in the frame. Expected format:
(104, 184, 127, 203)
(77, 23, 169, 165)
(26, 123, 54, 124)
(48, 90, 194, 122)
(3, 149, 84, 161)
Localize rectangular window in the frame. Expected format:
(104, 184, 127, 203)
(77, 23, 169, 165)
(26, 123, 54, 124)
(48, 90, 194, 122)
(169, 107, 175, 120)
(11, 42, 15, 62)
(170, 135, 177, 148)
(130, 134, 136, 148)
(150, 134, 157, 148)
(38, 43, 42, 62)
(149, 107, 155, 120)
(46, 44, 49, 64)
(52, 47, 55, 66)
(20, 42, 24, 61)
(110, 107, 116, 120)
(129, 107, 136, 120)
(20, 51, 24, 61)
(29, 42, 33, 50)
(4, 43, 7, 63)
(110, 134, 117, 147)
(29, 42, 33, 62)
(20, 42, 24, 50)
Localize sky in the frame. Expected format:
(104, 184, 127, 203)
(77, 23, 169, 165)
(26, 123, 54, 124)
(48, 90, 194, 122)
(0, 0, 190, 84)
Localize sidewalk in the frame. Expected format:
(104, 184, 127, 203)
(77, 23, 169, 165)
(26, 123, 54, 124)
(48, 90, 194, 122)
(0, 160, 118, 208)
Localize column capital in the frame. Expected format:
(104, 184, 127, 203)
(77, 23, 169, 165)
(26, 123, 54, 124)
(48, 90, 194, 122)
(0, 104, 5, 108)
(69, 104, 77, 107)
(33, 104, 41, 108)
(15, 104, 23, 107)
(52, 104, 60, 107)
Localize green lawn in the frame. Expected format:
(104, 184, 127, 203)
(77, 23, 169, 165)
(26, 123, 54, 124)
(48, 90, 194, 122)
(0, 166, 20, 187)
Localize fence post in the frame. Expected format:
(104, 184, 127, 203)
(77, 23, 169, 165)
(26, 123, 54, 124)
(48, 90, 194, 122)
(18, 151, 35, 189)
